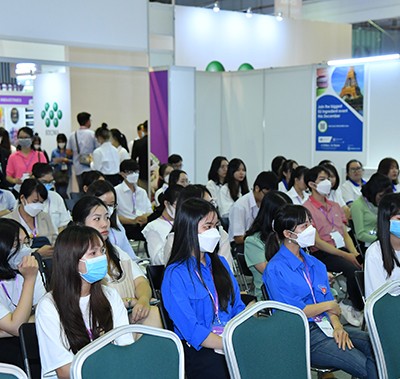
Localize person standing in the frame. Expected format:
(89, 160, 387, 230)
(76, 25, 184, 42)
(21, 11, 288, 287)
(131, 121, 149, 192)
(66, 112, 96, 192)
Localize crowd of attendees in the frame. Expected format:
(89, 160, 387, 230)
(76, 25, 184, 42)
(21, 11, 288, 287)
(1, 112, 399, 378)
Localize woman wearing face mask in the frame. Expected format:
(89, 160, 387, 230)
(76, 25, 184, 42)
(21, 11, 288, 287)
(161, 198, 245, 379)
(86, 180, 138, 261)
(365, 193, 400, 298)
(206, 156, 229, 202)
(142, 185, 183, 265)
(4, 179, 57, 257)
(264, 205, 378, 379)
(6, 127, 47, 190)
(351, 173, 392, 250)
(51, 133, 72, 200)
(72, 196, 161, 329)
(35, 226, 133, 379)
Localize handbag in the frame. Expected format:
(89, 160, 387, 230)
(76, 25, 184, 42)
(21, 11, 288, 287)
(74, 131, 91, 166)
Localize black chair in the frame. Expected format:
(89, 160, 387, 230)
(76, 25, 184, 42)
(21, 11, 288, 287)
(146, 265, 174, 331)
(31, 252, 52, 291)
(236, 253, 254, 293)
(19, 323, 41, 379)
(355, 270, 366, 330)
(261, 283, 269, 301)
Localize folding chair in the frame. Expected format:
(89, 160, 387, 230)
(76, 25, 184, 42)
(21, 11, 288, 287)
(223, 300, 311, 379)
(354, 270, 366, 330)
(18, 323, 41, 379)
(365, 280, 400, 379)
(70, 325, 184, 379)
(235, 253, 254, 293)
(0, 363, 28, 379)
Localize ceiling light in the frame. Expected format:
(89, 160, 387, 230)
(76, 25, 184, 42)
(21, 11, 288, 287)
(246, 7, 252, 18)
(213, 1, 220, 12)
(275, 12, 283, 21)
(327, 54, 400, 66)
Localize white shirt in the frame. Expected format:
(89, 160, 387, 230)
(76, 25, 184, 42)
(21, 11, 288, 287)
(0, 272, 46, 320)
(142, 217, 173, 265)
(328, 187, 346, 208)
(116, 145, 130, 163)
(108, 220, 138, 261)
(217, 184, 242, 218)
(365, 240, 400, 298)
(228, 191, 259, 242)
(0, 189, 16, 212)
(36, 286, 133, 379)
(341, 179, 363, 205)
(90, 141, 120, 175)
(67, 129, 97, 175)
(43, 190, 71, 231)
(115, 181, 152, 219)
(278, 181, 289, 193)
(154, 183, 168, 207)
(286, 187, 309, 205)
(206, 180, 223, 202)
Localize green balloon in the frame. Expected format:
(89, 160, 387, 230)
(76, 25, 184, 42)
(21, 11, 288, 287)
(41, 110, 46, 120)
(53, 118, 59, 127)
(49, 110, 54, 120)
(53, 102, 58, 111)
(205, 61, 225, 72)
(238, 63, 254, 71)
(45, 103, 50, 111)
(45, 118, 50, 127)
(57, 110, 63, 120)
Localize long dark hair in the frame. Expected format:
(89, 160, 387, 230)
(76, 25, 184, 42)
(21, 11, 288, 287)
(168, 169, 186, 186)
(208, 156, 228, 184)
(321, 163, 340, 190)
(226, 158, 249, 201)
(0, 127, 12, 153)
(157, 163, 173, 189)
(378, 158, 399, 185)
(0, 219, 29, 280)
(377, 193, 400, 276)
(51, 226, 113, 354)
(110, 128, 129, 151)
(168, 198, 235, 311)
(279, 159, 298, 183)
(288, 166, 308, 190)
(361, 173, 392, 206)
(72, 196, 122, 279)
(246, 191, 292, 261)
(86, 180, 120, 230)
(266, 204, 312, 260)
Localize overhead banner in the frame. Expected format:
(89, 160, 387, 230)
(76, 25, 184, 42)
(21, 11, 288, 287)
(315, 66, 364, 152)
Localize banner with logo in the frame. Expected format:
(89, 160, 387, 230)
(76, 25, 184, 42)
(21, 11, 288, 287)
(315, 66, 364, 152)
(34, 73, 71, 155)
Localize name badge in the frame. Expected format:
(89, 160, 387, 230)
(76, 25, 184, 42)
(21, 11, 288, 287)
(330, 231, 345, 249)
(314, 315, 334, 338)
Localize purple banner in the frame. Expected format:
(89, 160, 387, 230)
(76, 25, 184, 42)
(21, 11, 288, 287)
(150, 71, 169, 164)
(0, 95, 33, 106)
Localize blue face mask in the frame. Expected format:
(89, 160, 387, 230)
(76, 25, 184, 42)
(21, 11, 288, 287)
(44, 182, 54, 192)
(79, 254, 108, 284)
(390, 220, 400, 238)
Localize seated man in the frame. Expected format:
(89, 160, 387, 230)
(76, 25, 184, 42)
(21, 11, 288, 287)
(115, 159, 153, 241)
(303, 165, 363, 327)
(229, 171, 278, 253)
(32, 163, 71, 232)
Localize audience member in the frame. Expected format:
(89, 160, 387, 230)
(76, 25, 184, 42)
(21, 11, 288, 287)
(377, 157, 400, 192)
(286, 165, 309, 205)
(206, 156, 229, 202)
(278, 159, 298, 192)
(168, 154, 183, 170)
(110, 128, 130, 163)
(32, 134, 49, 163)
(341, 159, 366, 206)
(271, 155, 286, 177)
(131, 121, 149, 191)
(50, 133, 72, 200)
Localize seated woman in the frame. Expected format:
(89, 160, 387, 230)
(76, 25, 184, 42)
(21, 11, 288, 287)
(365, 193, 400, 298)
(263, 204, 377, 379)
(161, 198, 245, 379)
(377, 157, 400, 193)
(35, 226, 133, 379)
(72, 196, 161, 328)
(142, 185, 183, 265)
(86, 180, 138, 261)
(0, 219, 46, 366)
(206, 156, 229, 202)
(278, 159, 298, 193)
(244, 191, 292, 299)
(4, 179, 57, 257)
(351, 173, 392, 250)
(286, 165, 309, 205)
(341, 159, 366, 206)
(154, 168, 188, 206)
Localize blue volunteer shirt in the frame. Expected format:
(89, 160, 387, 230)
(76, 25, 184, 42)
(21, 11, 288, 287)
(161, 254, 245, 350)
(263, 244, 333, 322)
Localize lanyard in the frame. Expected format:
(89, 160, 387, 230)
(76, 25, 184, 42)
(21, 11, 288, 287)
(318, 205, 336, 231)
(302, 261, 324, 322)
(194, 269, 221, 323)
(161, 215, 173, 227)
(19, 212, 38, 238)
(86, 327, 93, 342)
(1, 276, 19, 308)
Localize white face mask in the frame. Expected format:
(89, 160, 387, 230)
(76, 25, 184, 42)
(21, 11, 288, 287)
(165, 204, 175, 219)
(8, 244, 32, 270)
(58, 142, 66, 149)
(24, 201, 44, 217)
(198, 228, 220, 253)
(292, 225, 316, 248)
(107, 206, 115, 217)
(316, 179, 332, 196)
(126, 172, 139, 184)
(34, 144, 41, 150)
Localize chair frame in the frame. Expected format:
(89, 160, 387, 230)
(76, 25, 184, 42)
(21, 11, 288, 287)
(70, 324, 185, 379)
(0, 363, 28, 378)
(235, 253, 253, 293)
(223, 300, 311, 379)
(365, 279, 400, 379)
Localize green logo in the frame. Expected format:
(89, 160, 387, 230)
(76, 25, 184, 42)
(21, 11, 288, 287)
(41, 102, 63, 128)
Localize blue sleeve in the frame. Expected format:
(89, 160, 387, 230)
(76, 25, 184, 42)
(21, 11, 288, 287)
(161, 265, 211, 350)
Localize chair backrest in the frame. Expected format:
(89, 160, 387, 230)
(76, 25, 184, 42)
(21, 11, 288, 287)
(70, 325, 184, 379)
(0, 363, 28, 379)
(354, 270, 365, 304)
(146, 265, 165, 298)
(365, 280, 400, 379)
(261, 283, 269, 301)
(236, 253, 253, 277)
(19, 323, 41, 379)
(224, 300, 311, 379)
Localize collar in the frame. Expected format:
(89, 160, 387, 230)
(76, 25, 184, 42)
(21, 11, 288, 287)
(188, 253, 212, 269)
(121, 180, 136, 193)
(249, 191, 257, 209)
(349, 178, 365, 187)
(16, 150, 34, 158)
(279, 244, 314, 271)
(282, 178, 289, 190)
(309, 195, 333, 210)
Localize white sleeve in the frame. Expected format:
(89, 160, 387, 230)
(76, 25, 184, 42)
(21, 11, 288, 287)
(33, 272, 46, 306)
(365, 242, 388, 298)
(334, 187, 346, 208)
(206, 181, 217, 201)
(120, 148, 130, 162)
(163, 233, 174, 265)
(90, 148, 102, 171)
(142, 224, 166, 265)
(218, 227, 234, 271)
(341, 181, 355, 205)
(228, 202, 246, 241)
(218, 185, 234, 218)
(55, 193, 71, 228)
(35, 295, 74, 378)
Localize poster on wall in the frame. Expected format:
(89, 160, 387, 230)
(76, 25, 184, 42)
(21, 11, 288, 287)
(315, 66, 364, 152)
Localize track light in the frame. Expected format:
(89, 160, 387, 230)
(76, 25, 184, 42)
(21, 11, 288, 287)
(213, 1, 220, 12)
(275, 11, 283, 21)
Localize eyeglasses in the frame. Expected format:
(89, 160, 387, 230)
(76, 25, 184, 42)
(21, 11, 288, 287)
(349, 167, 363, 173)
